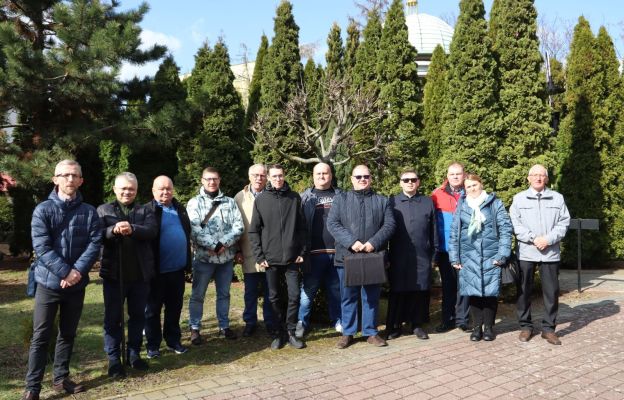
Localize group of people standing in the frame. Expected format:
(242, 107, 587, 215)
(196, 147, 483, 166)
(21, 158, 570, 400)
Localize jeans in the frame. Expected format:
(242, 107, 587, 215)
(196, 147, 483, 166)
(145, 269, 185, 350)
(298, 253, 341, 328)
(25, 285, 85, 394)
(517, 261, 560, 332)
(243, 272, 275, 330)
(336, 266, 381, 336)
(103, 279, 150, 361)
(265, 264, 301, 334)
(188, 259, 234, 330)
(438, 252, 470, 326)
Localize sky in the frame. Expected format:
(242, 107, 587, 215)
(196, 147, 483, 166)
(118, 0, 624, 80)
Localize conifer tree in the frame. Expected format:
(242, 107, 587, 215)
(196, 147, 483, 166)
(252, 0, 306, 188)
(376, 0, 423, 193)
(244, 34, 269, 130)
(440, 0, 500, 189)
(303, 58, 324, 125)
(344, 19, 360, 76)
(325, 23, 344, 80)
(422, 45, 448, 192)
(178, 40, 246, 199)
(489, 0, 552, 204)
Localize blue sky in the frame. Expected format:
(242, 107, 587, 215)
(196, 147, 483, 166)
(118, 0, 623, 79)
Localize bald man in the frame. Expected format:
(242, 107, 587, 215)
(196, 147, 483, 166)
(144, 176, 192, 358)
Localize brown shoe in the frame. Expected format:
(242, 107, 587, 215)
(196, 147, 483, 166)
(541, 331, 561, 345)
(518, 329, 533, 342)
(22, 391, 39, 400)
(52, 378, 85, 394)
(366, 334, 388, 347)
(190, 329, 202, 345)
(336, 335, 353, 349)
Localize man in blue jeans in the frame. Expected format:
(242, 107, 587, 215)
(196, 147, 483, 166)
(296, 163, 342, 338)
(187, 167, 244, 344)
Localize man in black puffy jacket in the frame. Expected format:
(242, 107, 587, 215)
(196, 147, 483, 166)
(98, 172, 157, 379)
(23, 160, 102, 400)
(248, 164, 307, 350)
(327, 165, 396, 349)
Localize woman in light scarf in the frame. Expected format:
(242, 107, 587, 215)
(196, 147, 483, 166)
(448, 173, 512, 341)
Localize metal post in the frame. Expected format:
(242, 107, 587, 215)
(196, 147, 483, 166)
(577, 223, 582, 293)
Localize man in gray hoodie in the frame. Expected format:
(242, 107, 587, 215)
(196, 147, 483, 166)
(510, 164, 570, 345)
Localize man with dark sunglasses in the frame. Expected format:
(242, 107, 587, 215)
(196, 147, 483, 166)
(328, 165, 395, 349)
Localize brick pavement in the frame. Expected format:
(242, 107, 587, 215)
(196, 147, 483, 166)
(112, 270, 624, 400)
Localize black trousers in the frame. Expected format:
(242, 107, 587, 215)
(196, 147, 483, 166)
(517, 260, 560, 332)
(469, 296, 498, 328)
(265, 264, 300, 335)
(438, 252, 470, 326)
(25, 285, 85, 394)
(386, 290, 430, 330)
(145, 269, 186, 350)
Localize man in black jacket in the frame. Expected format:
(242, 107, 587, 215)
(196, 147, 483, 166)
(98, 172, 157, 379)
(327, 165, 396, 349)
(144, 176, 191, 358)
(248, 164, 307, 350)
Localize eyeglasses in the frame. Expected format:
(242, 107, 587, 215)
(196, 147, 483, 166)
(202, 177, 220, 182)
(250, 174, 266, 179)
(352, 175, 371, 180)
(401, 178, 419, 183)
(529, 174, 547, 178)
(55, 173, 81, 180)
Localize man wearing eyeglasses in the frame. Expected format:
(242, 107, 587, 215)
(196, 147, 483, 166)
(431, 162, 470, 333)
(386, 169, 438, 341)
(187, 167, 244, 344)
(234, 164, 276, 337)
(327, 165, 396, 349)
(23, 160, 102, 400)
(510, 164, 570, 345)
(248, 164, 307, 350)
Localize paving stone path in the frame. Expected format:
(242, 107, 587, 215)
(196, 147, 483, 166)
(114, 270, 624, 400)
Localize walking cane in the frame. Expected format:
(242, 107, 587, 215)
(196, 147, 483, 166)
(118, 237, 127, 367)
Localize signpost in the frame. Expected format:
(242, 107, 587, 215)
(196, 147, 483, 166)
(569, 218, 599, 293)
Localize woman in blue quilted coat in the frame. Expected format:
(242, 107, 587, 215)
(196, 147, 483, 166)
(449, 173, 512, 341)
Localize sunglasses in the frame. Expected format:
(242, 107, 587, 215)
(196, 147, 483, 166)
(353, 175, 371, 180)
(401, 178, 419, 183)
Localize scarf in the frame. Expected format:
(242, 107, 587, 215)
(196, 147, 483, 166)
(466, 191, 488, 237)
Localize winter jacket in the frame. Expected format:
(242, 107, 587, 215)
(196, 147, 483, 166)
(449, 194, 512, 297)
(187, 187, 244, 264)
(234, 185, 267, 273)
(248, 182, 307, 266)
(300, 186, 342, 253)
(388, 193, 438, 292)
(97, 201, 158, 282)
(431, 180, 463, 253)
(327, 189, 396, 267)
(145, 198, 192, 273)
(509, 188, 570, 262)
(31, 189, 102, 292)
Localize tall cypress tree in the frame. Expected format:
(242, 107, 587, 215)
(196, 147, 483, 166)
(344, 18, 359, 77)
(422, 44, 448, 192)
(557, 17, 603, 263)
(252, 0, 306, 187)
(244, 34, 269, 130)
(376, 0, 423, 193)
(440, 0, 500, 189)
(489, 0, 552, 205)
(178, 40, 246, 200)
(303, 58, 324, 126)
(325, 22, 344, 80)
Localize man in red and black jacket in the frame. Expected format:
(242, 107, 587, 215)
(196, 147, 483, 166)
(431, 162, 470, 333)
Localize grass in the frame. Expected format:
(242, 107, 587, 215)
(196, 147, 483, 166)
(0, 258, 553, 400)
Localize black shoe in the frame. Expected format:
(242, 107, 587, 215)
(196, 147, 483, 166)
(457, 324, 472, 332)
(483, 326, 495, 341)
(470, 326, 483, 342)
(167, 343, 188, 354)
(270, 335, 285, 350)
(22, 391, 39, 400)
(413, 327, 429, 340)
(127, 356, 149, 371)
(190, 329, 202, 345)
(435, 323, 454, 333)
(219, 328, 238, 340)
(386, 330, 402, 340)
(107, 360, 126, 379)
(242, 324, 257, 337)
(288, 333, 305, 349)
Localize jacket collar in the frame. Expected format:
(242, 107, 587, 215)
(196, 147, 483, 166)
(199, 186, 225, 200)
(49, 188, 83, 211)
(525, 187, 554, 200)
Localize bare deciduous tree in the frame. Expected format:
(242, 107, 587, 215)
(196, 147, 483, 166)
(538, 14, 574, 61)
(252, 76, 386, 165)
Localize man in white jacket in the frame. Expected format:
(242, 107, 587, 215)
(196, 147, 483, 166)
(510, 164, 570, 345)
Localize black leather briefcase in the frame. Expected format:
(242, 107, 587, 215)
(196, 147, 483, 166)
(343, 251, 387, 286)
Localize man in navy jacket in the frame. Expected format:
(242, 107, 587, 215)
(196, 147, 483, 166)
(23, 160, 102, 400)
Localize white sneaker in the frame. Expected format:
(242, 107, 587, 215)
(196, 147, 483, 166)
(295, 321, 305, 339)
(335, 321, 343, 333)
